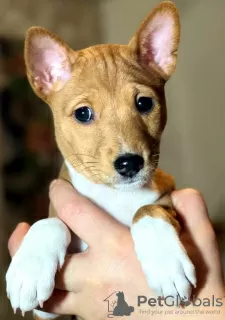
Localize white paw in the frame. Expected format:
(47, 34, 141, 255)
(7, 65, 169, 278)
(6, 218, 71, 314)
(131, 217, 196, 304)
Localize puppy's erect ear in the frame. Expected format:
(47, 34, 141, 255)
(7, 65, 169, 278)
(129, 1, 180, 79)
(24, 27, 74, 100)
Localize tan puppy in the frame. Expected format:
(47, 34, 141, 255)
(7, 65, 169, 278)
(6, 1, 196, 319)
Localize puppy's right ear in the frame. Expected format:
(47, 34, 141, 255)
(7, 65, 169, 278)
(24, 27, 74, 101)
(129, 1, 180, 80)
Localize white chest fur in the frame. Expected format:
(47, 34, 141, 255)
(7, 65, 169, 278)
(65, 161, 159, 227)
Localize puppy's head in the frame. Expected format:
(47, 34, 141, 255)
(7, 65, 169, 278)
(24, 1, 180, 190)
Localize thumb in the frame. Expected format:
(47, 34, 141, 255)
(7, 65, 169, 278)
(172, 189, 224, 290)
(171, 188, 212, 236)
(49, 179, 126, 248)
(171, 188, 217, 262)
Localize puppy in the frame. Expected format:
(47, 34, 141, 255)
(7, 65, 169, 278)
(6, 1, 196, 319)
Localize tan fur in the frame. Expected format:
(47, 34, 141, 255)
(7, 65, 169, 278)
(151, 167, 175, 195)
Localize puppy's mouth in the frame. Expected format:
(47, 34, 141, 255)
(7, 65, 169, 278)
(114, 179, 147, 191)
(113, 167, 152, 191)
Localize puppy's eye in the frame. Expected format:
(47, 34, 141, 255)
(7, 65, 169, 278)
(74, 107, 94, 123)
(135, 95, 155, 114)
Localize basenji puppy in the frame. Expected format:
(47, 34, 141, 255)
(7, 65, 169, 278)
(6, 1, 196, 319)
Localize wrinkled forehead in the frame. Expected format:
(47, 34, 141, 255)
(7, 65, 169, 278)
(50, 44, 166, 111)
(71, 44, 164, 92)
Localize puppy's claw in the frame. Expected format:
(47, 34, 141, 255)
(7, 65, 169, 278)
(21, 310, 25, 317)
(13, 308, 17, 314)
(39, 300, 44, 308)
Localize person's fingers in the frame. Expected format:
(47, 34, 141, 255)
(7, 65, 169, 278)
(55, 253, 90, 292)
(49, 179, 126, 247)
(8, 222, 30, 257)
(42, 290, 79, 315)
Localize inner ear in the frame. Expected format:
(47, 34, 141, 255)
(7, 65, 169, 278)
(129, 1, 180, 79)
(25, 27, 73, 99)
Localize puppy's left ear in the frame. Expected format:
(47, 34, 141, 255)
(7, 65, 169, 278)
(24, 27, 74, 101)
(129, 1, 180, 79)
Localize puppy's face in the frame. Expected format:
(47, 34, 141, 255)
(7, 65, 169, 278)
(24, 1, 180, 190)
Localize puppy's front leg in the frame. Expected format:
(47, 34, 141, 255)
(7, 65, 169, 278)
(6, 218, 71, 317)
(131, 205, 196, 303)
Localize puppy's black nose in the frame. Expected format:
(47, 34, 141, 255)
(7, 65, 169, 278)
(114, 154, 144, 178)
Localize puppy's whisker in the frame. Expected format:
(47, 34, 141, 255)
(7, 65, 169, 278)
(72, 162, 99, 169)
(72, 164, 96, 173)
(71, 162, 108, 180)
(77, 166, 99, 174)
(152, 154, 160, 158)
(77, 166, 97, 172)
(67, 153, 98, 160)
(70, 158, 98, 166)
(88, 169, 109, 179)
(88, 173, 104, 183)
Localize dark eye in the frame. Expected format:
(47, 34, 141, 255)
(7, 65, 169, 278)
(135, 95, 155, 114)
(74, 107, 94, 123)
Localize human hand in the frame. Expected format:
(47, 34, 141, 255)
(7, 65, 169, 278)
(8, 181, 225, 319)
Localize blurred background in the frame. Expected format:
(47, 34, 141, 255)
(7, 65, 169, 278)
(0, 0, 225, 319)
